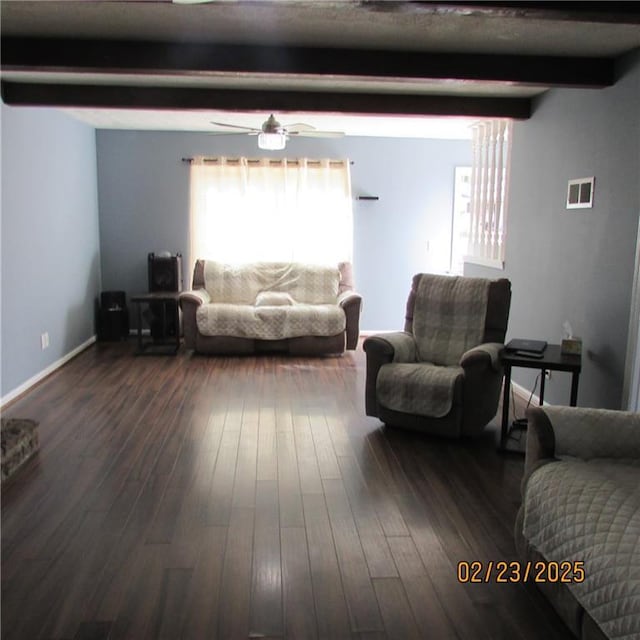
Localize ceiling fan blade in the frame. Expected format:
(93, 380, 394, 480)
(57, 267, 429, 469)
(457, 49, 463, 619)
(207, 131, 253, 136)
(210, 121, 261, 133)
(283, 123, 316, 132)
(290, 130, 345, 138)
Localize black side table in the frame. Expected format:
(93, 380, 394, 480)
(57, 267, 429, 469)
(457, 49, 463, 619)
(500, 344, 581, 451)
(131, 292, 181, 355)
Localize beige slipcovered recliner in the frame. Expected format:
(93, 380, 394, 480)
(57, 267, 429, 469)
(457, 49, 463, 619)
(363, 273, 511, 438)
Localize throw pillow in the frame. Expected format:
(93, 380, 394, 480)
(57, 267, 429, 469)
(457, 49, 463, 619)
(255, 291, 295, 307)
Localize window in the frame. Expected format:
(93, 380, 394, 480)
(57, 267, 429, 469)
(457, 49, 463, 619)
(189, 157, 353, 267)
(465, 119, 512, 269)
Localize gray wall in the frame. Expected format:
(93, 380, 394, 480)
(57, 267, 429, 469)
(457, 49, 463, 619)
(467, 50, 640, 409)
(1, 105, 101, 398)
(96, 132, 471, 331)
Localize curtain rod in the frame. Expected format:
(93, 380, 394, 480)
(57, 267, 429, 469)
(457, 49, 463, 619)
(182, 157, 354, 165)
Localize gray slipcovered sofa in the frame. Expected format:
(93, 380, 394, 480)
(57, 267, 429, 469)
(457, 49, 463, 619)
(179, 260, 361, 355)
(516, 406, 640, 640)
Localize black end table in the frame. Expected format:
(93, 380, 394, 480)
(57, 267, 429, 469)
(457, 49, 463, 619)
(500, 344, 581, 452)
(131, 292, 181, 355)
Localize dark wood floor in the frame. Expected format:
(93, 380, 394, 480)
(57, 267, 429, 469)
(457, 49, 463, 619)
(1, 340, 570, 640)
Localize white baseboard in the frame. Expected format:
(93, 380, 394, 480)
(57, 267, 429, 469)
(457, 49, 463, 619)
(360, 329, 397, 336)
(510, 379, 546, 407)
(1, 335, 97, 409)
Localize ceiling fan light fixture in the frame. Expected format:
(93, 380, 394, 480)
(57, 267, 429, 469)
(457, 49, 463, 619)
(258, 131, 287, 150)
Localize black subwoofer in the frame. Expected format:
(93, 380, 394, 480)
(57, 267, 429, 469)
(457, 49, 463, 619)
(98, 290, 129, 341)
(147, 253, 183, 341)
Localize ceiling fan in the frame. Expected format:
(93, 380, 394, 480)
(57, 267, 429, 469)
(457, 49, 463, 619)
(209, 114, 345, 150)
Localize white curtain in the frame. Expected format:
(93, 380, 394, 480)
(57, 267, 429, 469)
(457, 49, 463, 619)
(189, 157, 353, 267)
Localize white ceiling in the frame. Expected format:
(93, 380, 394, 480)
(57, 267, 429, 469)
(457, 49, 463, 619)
(61, 108, 477, 139)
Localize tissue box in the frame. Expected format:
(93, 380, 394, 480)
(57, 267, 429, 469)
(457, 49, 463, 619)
(561, 337, 582, 355)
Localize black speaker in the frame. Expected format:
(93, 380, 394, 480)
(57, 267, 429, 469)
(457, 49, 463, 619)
(147, 253, 182, 341)
(98, 290, 129, 341)
(101, 290, 127, 310)
(148, 253, 182, 292)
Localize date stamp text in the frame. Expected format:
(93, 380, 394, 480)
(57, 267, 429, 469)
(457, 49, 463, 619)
(457, 560, 585, 584)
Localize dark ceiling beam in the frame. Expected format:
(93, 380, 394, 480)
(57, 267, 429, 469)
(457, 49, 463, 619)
(1, 37, 615, 88)
(367, 2, 640, 24)
(0, 82, 531, 119)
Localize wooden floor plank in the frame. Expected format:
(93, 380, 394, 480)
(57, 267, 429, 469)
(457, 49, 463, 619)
(337, 455, 398, 579)
(281, 526, 318, 640)
(179, 526, 227, 640)
(216, 507, 255, 640)
(322, 477, 385, 634)
(276, 431, 304, 527)
(386, 535, 457, 640)
(302, 492, 353, 640)
(1, 341, 572, 640)
(372, 577, 423, 640)
(149, 567, 193, 640)
(249, 479, 283, 638)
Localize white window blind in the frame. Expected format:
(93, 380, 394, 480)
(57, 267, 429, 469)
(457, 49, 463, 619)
(465, 119, 512, 270)
(189, 157, 353, 268)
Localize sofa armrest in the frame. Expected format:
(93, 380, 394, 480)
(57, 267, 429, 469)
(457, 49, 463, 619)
(459, 342, 504, 372)
(522, 408, 558, 492)
(179, 289, 209, 350)
(338, 291, 362, 350)
(523, 406, 640, 493)
(337, 290, 359, 306)
(362, 332, 416, 417)
(179, 289, 210, 309)
(529, 406, 640, 461)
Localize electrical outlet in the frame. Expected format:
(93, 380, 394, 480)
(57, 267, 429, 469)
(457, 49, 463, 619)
(40, 332, 49, 350)
(544, 369, 551, 380)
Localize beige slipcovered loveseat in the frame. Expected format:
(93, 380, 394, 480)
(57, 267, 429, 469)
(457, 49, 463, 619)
(179, 260, 362, 355)
(516, 406, 640, 640)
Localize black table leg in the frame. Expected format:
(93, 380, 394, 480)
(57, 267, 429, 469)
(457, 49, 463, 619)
(174, 302, 180, 352)
(539, 369, 546, 405)
(500, 365, 511, 451)
(137, 302, 143, 353)
(570, 372, 580, 406)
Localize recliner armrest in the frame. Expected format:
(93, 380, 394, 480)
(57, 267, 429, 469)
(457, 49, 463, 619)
(363, 331, 417, 363)
(179, 289, 210, 308)
(460, 342, 504, 371)
(362, 332, 416, 417)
